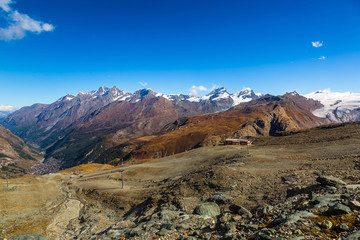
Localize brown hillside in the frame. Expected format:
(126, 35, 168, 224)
(103, 93, 328, 162)
(0, 124, 43, 178)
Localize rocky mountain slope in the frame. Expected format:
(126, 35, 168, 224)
(97, 92, 327, 163)
(0, 86, 130, 148)
(304, 89, 360, 122)
(0, 124, 42, 177)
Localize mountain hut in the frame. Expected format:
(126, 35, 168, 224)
(225, 138, 251, 145)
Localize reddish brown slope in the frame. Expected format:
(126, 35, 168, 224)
(104, 93, 328, 161)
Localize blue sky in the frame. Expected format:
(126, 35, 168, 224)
(1, 0, 360, 108)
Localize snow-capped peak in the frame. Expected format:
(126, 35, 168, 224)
(129, 88, 160, 102)
(209, 87, 227, 95)
(95, 86, 110, 96)
(231, 88, 261, 106)
(56, 86, 263, 107)
(56, 94, 75, 102)
(201, 87, 230, 101)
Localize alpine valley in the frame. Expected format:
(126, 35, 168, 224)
(2, 86, 360, 240)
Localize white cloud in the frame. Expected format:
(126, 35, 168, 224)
(0, 0, 12, 12)
(138, 81, 148, 87)
(312, 41, 323, 48)
(189, 85, 210, 97)
(0, 0, 54, 41)
(0, 105, 17, 112)
(318, 56, 326, 60)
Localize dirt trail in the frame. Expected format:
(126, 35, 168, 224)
(46, 199, 83, 238)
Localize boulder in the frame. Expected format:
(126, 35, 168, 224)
(327, 203, 352, 215)
(312, 194, 341, 208)
(316, 175, 346, 188)
(229, 204, 252, 218)
(9, 234, 48, 240)
(320, 220, 333, 229)
(345, 230, 360, 240)
(335, 223, 349, 232)
(193, 202, 221, 218)
(285, 211, 317, 224)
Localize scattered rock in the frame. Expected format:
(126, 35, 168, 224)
(114, 220, 135, 229)
(254, 205, 273, 217)
(176, 223, 190, 231)
(157, 228, 169, 236)
(239, 223, 258, 231)
(320, 220, 333, 229)
(267, 214, 286, 228)
(41, 174, 360, 240)
(346, 184, 360, 191)
(257, 232, 272, 240)
(285, 211, 317, 224)
(218, 212, 232, 223)
(207, 193, 230, 204)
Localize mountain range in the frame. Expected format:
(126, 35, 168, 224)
(0, 86, 360, 172)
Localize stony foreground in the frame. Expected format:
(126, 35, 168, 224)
(6, 175, 360, 240)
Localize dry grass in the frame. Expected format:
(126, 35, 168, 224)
(59, 163, 114, 174)
(0, 174, 66, 239)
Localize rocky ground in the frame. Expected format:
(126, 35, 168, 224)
(76, 175, 360, 240)
(4, 175, 360, 240)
